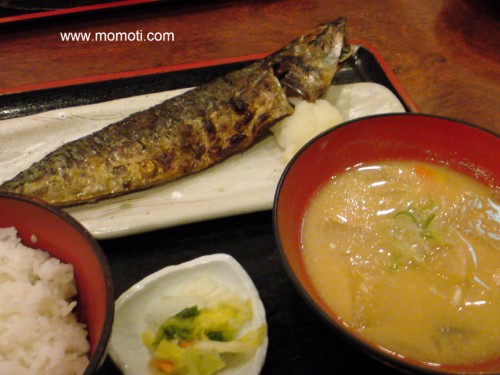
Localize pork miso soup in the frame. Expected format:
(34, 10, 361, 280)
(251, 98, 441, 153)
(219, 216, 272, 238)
(302, 160, 500, 366)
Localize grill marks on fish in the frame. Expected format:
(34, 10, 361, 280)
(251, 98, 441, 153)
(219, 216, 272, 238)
(2, 66, 293, 205)
(0, 17, 349, 206)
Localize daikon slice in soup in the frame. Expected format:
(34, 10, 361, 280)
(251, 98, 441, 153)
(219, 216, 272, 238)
(302, 160, 500, 366)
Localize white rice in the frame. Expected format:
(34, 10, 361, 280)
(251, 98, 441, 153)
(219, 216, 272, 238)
(0, 227, 90, 375)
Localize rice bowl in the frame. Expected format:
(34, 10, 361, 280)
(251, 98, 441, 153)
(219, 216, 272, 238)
(0, 227, 90, 374)
(0, 192, 114, 375)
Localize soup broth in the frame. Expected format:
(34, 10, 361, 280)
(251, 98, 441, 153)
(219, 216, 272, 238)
(302, 160, 500, 365)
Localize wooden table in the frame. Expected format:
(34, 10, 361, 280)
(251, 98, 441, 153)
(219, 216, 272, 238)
(1, 0, 499, 132)
(1, 1, 499, 374)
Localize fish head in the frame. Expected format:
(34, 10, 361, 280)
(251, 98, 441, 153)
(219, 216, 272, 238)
(269, 17, 350, 102)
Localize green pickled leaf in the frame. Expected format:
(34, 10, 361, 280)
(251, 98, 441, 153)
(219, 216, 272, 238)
(176, 305, 200, 319)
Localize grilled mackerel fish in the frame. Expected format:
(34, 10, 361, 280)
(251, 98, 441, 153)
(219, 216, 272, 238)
(0, 17, 349, 207)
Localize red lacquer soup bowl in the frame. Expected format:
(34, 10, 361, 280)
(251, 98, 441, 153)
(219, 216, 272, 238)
(273, 113, 499, 374)
(0, 193, 114, 375)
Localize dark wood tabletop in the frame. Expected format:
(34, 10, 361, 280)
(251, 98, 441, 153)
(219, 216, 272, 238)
(1, 1, 499, 374)
(1, 0, 499, 132)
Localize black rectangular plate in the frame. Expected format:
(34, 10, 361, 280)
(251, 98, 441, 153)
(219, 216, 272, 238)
(2, 46, 411, 374)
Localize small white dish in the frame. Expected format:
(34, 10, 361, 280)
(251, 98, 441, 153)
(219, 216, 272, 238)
(108, 254, 268, 375)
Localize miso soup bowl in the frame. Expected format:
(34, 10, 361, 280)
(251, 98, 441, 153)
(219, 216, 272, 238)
(273, 113, 500, 374)
(0, 193, 114, 375)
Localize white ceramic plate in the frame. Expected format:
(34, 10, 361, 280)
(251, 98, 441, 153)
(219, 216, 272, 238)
(108, 254, 268, 375)
(0, 82, 405, 239)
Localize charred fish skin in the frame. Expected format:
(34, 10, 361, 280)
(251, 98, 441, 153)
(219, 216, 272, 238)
(0, 65, 293, 206)
(0, 17, 349, 207)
